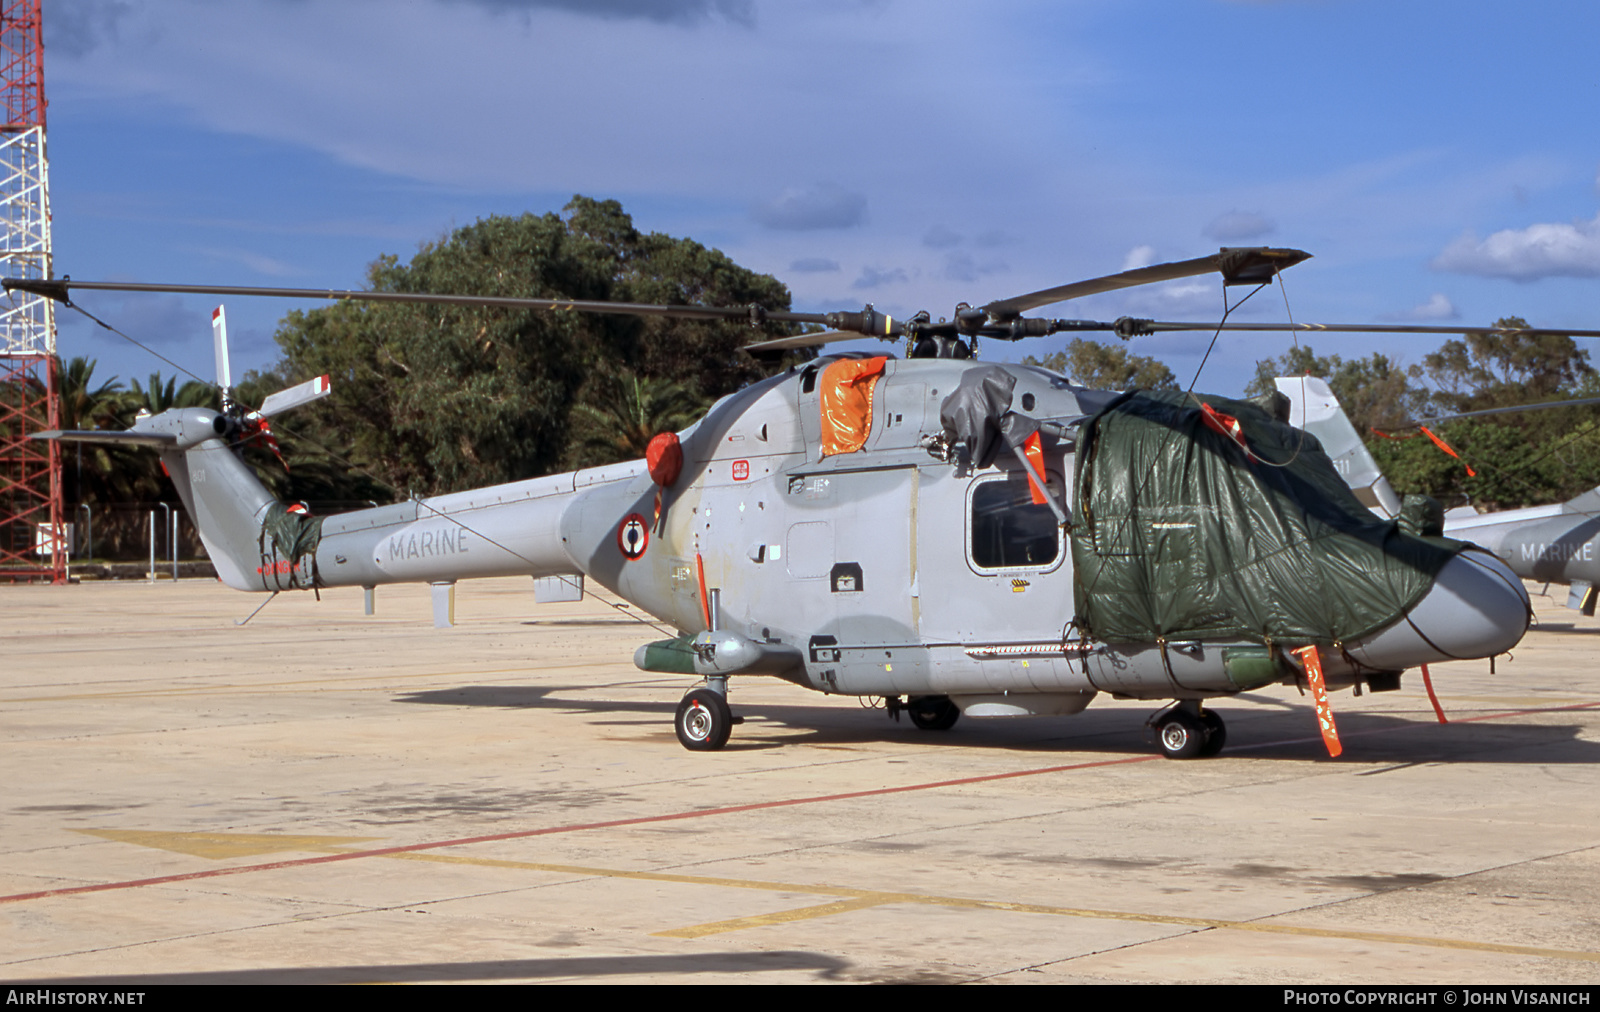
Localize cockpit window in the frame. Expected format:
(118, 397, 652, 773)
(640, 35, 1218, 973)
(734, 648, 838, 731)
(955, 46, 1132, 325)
(969, 472, 1063, 571)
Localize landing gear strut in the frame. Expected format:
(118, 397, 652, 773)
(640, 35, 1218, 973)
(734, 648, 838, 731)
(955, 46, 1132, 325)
(1151, 702, 1226, 759)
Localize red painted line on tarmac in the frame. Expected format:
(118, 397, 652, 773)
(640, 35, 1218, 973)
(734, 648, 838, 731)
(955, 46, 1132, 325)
(0, 754, 1157, 905)
(1449, 700, 1600, 723)
(8, 698, 1595, 906)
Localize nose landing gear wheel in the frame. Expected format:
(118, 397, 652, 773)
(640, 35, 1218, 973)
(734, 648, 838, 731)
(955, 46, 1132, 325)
(907, 695, 961, 731)
(675, 688, 733, 751)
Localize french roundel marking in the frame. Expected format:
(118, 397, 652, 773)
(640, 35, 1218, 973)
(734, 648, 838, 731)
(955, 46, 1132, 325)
(617, 513, 649, 560)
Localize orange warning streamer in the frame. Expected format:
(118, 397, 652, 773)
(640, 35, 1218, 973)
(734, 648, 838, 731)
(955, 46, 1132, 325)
(1418, 426, 1476, 477)
(1371, 425, 1476, 477)
(1294, 645, 1343, 758)
(695, 552, 711, 629)
(1022, 430, 1048, 505)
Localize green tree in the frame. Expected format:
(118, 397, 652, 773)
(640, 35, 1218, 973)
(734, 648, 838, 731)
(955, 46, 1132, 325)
(1252, 332, 1600, 510)
(55, 357, 141, 507)
(1023, 338, 1177, 390)
(1246, 347, 1429, 435)
(128, 372, 218, 414)
(1422, 318, 1593, 412)
(564, 369, 708, 469)
(272, 197, 798, 496)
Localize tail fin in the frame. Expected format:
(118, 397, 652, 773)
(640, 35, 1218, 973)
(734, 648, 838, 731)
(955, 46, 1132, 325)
(36, 304, 334, 592)
(1275, 376, 1401, 519)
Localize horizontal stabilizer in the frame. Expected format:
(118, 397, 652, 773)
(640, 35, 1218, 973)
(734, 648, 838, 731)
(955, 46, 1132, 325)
(32, 429, 177, 447)
(259, 374, 331, 417)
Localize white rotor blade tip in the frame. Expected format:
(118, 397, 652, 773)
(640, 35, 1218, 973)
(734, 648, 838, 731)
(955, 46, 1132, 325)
(212, 305, 232, 391)
(259, 374, 333, 417)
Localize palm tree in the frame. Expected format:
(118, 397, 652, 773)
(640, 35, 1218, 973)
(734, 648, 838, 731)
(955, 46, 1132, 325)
(565, 369, 707, 468)
(128, 372, 218, 414)
(55, 357, 144, 507)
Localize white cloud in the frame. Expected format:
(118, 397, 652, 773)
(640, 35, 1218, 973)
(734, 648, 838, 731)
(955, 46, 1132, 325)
(1142, 280, 1219, 316)
(1203, 210, 1275, 241)
(1121, 245, 1157, 272)
(57, 292, 209, 353)
(44, 0, 136, 59)
(853, 265, 908, 290)
(455, 0, 755, 28)
(1432, 214, 1600, 281)
(789, 257, 841, 273)
(941, 253, 1008, 284)
(1382, 293, 1458, 321)
(752, 184, 867, 231)
(193, 247, 301, 278)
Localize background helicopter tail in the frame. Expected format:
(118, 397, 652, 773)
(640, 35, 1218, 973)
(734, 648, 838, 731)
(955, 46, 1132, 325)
(1274, 375, 1402, 519)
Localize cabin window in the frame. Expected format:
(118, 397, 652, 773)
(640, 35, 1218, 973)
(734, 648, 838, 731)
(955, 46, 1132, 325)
(968, 471, 1063, 571)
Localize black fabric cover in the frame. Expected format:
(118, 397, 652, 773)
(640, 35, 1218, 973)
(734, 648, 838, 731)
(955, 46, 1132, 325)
(1070, 390, 1463, 646)
(939, 365, 1016, 469)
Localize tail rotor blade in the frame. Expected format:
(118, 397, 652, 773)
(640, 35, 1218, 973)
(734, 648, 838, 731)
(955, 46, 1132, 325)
(212, 306, 232, 393)
(258, 374, 332, 417)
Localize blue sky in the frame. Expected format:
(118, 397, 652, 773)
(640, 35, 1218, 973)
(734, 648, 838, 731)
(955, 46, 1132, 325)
(37, 0, 1600, 397)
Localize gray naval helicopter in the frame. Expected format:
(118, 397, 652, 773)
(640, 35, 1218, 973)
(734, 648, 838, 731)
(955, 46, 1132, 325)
(12, 246, 1533, 759)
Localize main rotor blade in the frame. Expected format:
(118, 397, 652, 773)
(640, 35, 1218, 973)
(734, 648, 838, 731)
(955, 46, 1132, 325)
(1130, 320, 1600, 339)
(3, 278, 835, 329)
(742, 330, 863, 353)
(1409, 396, 1600, 426)
(981, 247, 1311, 319)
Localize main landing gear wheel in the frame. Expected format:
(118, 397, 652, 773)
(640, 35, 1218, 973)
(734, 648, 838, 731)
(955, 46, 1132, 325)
(1154, 708, 1210, 760)
(1197, 708, 1227, 757)
(907, 695, 961, 731)
(675, 688, 733, 751)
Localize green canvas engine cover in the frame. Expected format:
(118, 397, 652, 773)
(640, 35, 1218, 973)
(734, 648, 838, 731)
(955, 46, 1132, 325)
(1070, 390, 1463, 647)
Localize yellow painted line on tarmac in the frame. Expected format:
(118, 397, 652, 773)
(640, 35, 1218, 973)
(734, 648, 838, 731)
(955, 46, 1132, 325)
(5, 663, 632, 703)
(654, 897, 895, 938)
(379, 850, 1600, 962)
(31, 825, 1600, 963)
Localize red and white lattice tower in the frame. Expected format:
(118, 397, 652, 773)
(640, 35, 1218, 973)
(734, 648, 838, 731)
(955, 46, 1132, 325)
(0, 0, 60, 582)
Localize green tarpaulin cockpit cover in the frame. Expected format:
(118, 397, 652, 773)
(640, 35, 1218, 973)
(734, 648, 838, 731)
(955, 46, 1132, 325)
(1070, 390, 1465, 647)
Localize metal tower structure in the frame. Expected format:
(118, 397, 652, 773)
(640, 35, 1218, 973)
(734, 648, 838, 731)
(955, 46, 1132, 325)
(0, 0, 60, 582)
